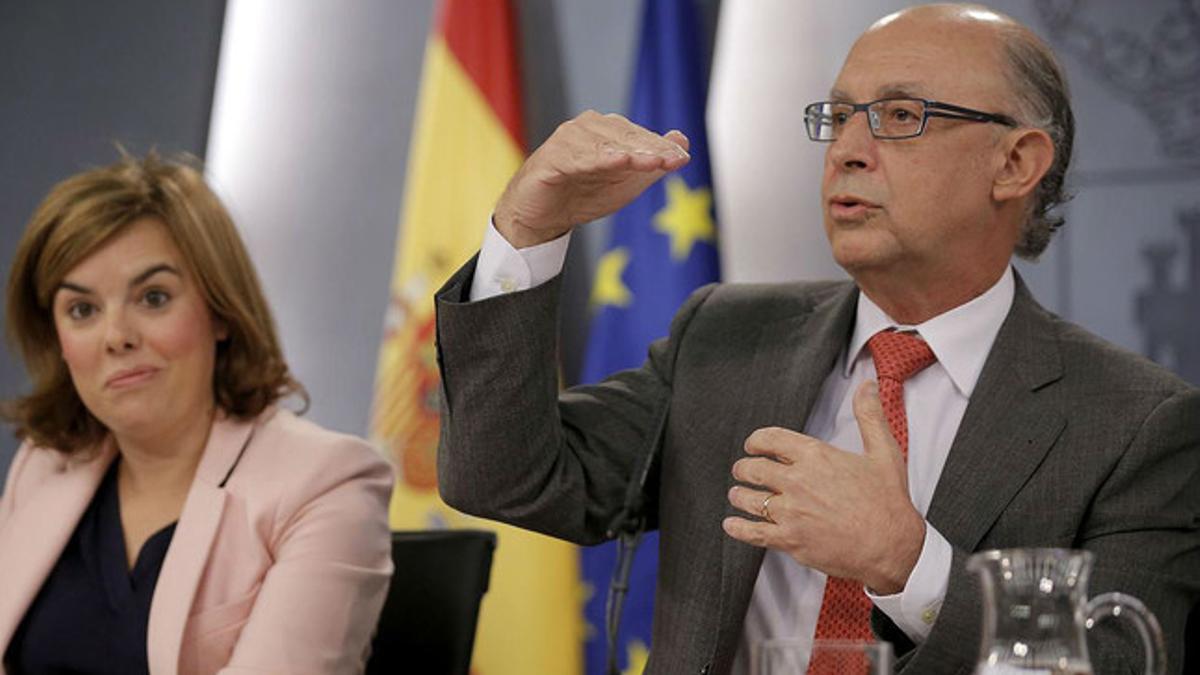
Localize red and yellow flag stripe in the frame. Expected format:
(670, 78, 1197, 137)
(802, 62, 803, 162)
(371, 1, 582, 673)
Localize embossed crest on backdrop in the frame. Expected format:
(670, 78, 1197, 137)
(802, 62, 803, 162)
(1032, 0, 1200, 384)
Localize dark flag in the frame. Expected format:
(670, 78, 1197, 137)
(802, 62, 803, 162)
(579, 0, 721, 672)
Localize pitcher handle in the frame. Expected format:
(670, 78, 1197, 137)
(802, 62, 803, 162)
(1084, 592, 1166, 675)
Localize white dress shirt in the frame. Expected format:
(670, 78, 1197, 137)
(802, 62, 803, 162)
(732, 263, 1013, 673)
(469, 220, 573, 299)
(469, 220, 1015, 671)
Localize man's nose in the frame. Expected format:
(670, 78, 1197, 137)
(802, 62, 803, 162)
(104, 310, 140, 353)
(826, 111, 877, 172)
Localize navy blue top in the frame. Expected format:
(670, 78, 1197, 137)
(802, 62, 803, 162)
(5, 461, 177, 674)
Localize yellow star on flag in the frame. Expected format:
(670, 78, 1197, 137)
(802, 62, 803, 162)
(622, 639, 651, 675)
(654, 175, 714, 261)
(592, 247, 633, 308)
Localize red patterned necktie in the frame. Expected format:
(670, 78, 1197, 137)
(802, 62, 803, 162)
(807, 329, 935, 672)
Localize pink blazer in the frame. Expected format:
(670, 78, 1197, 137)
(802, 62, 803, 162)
(0, 407, 394, 674)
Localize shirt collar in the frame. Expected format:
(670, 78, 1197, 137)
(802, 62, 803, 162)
(844, 266, 1015, 397)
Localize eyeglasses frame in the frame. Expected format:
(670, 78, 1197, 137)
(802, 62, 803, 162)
(804, 97, 1019, 141)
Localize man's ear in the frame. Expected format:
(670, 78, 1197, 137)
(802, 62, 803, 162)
(993, 127, 1055, 204)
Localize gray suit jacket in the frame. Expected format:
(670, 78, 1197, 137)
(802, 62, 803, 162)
(435, 258, 1200, 675)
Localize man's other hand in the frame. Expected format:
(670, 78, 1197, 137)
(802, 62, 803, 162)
(494, 110, 690, 248)
(723, 381, 927, 595)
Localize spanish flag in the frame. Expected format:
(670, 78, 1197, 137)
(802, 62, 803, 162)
(371, 1, 581, 672)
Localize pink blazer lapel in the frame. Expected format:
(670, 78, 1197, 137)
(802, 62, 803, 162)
(146, 412, 258, 675)
(0, 441, 117, 653)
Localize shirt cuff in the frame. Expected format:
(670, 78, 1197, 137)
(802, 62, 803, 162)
(469, 217, 571, 301)
(867, 522, 951, 642)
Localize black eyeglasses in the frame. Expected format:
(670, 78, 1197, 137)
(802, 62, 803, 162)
(804, 97, 1018, 141)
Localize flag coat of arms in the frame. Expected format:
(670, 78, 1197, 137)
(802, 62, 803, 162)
(372, 1, 582, 672)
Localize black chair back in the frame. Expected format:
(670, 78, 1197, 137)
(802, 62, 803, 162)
(1185, 602, 1197, 674)
(365, 529, 497, 675)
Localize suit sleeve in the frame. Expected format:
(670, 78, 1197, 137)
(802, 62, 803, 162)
(435, 255, 715, 545)
(895, 388, 1200, 675)
(1072, 388, 1200, 674)
(220, 440, 394, 675)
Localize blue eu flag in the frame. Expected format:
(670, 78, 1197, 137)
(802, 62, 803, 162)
(579, 0, 720, 672)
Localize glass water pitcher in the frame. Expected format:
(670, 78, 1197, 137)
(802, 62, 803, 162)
(967, 548, 1166, 675)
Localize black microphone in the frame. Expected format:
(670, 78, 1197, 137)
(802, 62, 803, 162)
(603, 399, 671, 675)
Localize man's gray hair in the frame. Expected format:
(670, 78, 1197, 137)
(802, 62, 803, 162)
(1001, 27, 1075, 259)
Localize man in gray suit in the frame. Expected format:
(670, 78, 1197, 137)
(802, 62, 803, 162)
(435, 4, 1199, 673)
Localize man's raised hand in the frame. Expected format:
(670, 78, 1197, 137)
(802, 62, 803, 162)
(494, 110, 690, 248)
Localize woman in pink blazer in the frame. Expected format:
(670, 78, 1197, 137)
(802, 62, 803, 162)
(0, 154, 394, 674)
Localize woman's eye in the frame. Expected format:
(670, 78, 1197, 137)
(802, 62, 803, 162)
(66, 302, 95, 321)
(143, 289, 171, 308)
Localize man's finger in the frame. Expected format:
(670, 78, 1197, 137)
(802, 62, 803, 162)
(584, 136, 684, 174)
(727, 485, 775, 521)
(584, 148, 669, 179)
(722, 515, 775, 548)
(586, 112, 688, 160)
(854, 380, 899, 457)
(731, 456, 787, 492)
(659, 150, 690, 172)
(743, 426, 809, 463)
(663, 129, 691, 154)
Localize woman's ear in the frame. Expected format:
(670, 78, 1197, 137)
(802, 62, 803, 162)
(214, 316, 230, 342)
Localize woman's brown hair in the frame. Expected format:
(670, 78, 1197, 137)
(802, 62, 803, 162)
(5, 152, 305, 453)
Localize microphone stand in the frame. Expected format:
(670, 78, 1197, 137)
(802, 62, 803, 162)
(604, 511, 645, 675)
(603, 401, 670, 675)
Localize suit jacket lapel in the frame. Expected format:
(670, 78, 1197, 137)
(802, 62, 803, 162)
(0, 442, 117, 652)
(927, 278, 1065, 550)
(713, 282, 859, 663)
(146, 412, 259, 675)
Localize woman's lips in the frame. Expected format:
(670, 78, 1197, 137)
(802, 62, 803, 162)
(106, 367, 159, 389)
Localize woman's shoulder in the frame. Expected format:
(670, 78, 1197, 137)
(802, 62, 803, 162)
(8, 440, 68, 474)
(251, 408, 385, 464)
(0, 439, 113, 519)
(3, 439, 104, 491)
(1, 442, 56, 505)
(224, 407, 394, 501)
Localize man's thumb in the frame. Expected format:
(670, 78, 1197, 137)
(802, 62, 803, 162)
(854, 380, 899, 456)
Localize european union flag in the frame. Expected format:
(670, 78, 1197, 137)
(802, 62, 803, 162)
(580, 0, 720, 672)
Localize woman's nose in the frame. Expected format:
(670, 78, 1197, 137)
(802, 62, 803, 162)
(103, 310, 140, 353)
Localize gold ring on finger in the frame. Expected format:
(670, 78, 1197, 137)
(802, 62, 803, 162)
(760, 494, 777, 523)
